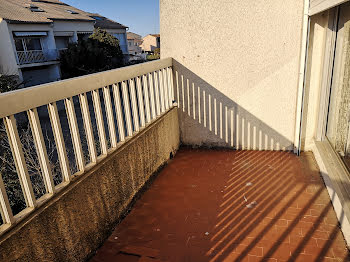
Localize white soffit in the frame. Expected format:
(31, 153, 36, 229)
(14, 31, 47, 37)
(77, 31, 92, 34)
(309, 0, 349, 15)
(54, 31, 74, 37)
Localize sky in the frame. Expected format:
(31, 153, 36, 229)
(63, 0, 159, 37)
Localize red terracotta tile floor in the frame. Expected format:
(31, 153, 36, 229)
(90, 148, 350, 262)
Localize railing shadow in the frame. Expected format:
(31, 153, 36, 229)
(205, 151, 349, 261)
(172, 60, 294, 151)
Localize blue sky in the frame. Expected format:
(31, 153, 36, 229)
(63, 0, 159, 37)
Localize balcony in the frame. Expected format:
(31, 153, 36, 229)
(0, 58, 348, 262)
(16, 49, 59, 65)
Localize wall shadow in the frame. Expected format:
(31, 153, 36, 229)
(172, 60, 294, 151)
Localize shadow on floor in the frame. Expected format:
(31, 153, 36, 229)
(90, 148, 350, 262)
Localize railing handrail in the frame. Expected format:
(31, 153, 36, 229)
(0, 57, 172, 119)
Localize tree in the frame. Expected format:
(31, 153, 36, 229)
(0, 74, 23, 93)
(146, 48, 160, 61)
(60, 28, 124, 79)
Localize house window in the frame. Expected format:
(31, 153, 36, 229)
(14, 38, 42, 52)
(29, 5, 44, 12)
(55, 36, 70, 50)
(66, 10, 79, 14)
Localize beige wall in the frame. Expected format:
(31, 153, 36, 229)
(141, 35, 159, 52)
(0, 19, 19, 75)
(161, 0, 305, 150)
(0, 108, 180, 262)
(128, 39, 142, 55)
(52, 20, 94, 33)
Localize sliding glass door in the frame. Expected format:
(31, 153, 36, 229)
(326, 3, 350, 170)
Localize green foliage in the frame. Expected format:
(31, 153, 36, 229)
(0, 74, 22, 93)
(60, 28, 124, 79)
(154, 48, 160, 56)
(147, 48, 160, 61)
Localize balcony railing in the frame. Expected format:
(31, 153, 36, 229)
(16, 49, 59, 65)
(0, 58, 174, 234)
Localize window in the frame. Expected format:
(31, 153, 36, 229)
(55, 36, 70, 50)
(91, 16, 103, 21)
(66, 10, 79, 14)
(28, 5, 44, 12)
(14, 38, 42, 52)
(321, 3, 350, 171)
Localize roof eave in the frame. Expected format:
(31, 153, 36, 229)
(49, 18, 95, 22)
(5, 19, 52, 24)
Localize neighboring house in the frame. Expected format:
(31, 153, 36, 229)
(141, 34, 160, 53)
(0, 0, 95, 87)
(87, 13, 129, 56)
(127, 32, 142, 56)
(0, 0, 129, 87)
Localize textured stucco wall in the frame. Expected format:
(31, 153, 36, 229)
(0, 108, 180, 262)
(161, 0, 304, 150)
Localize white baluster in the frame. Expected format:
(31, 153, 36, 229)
(27, 108, 55, 194)
(112, 84, 125, 142)
(3, 116, 36, 207)
(48, 102, 71, 180)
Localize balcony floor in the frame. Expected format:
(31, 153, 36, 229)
(90, 148, 349, 262)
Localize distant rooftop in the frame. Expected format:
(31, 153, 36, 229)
(0, 0, 95, 23)
(127, 32, 142, 40)
(87, 13, 128, 30)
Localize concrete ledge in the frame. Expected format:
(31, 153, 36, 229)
(312, 141, 350, 246)
(0, 107, 180, 262)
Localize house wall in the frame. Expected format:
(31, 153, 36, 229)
(7, 23, 55, 51)
(160, 0, 305, 150)
(52, 20, 94, 33)
(0, 19, 20, 75)
(22, 65, 60, 87)
(141, 35, 158, 52)
(128, 39, 142, 55)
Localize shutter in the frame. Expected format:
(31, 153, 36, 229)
(14, 31, 47, 37)
(309, 0, 349, 15)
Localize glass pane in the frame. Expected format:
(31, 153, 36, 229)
(24, 38, 42, 51)
(326, 4, 350, 170)
(14, 38, 24, 51)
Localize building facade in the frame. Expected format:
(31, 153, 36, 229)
(141, 34, 160, 53)
(0, 0, 128, 87)
(127, 32, 143, 56)
(88, 13, 129, 57)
